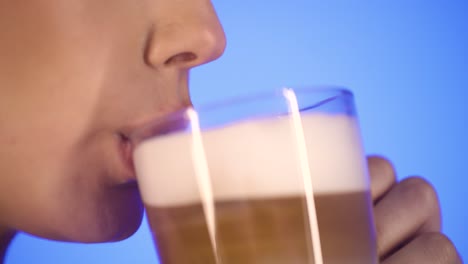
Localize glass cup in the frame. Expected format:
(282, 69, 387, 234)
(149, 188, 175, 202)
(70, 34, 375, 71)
(131, 87, 378, 264)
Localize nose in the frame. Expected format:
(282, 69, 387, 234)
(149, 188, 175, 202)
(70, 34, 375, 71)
(144, 0, 226, 69)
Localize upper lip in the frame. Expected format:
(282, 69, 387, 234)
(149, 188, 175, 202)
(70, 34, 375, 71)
(121, 109, 190, 143)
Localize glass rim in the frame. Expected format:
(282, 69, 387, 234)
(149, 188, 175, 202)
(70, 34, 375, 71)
(130, 86, 353, 144)
(195, 85, 351, 112)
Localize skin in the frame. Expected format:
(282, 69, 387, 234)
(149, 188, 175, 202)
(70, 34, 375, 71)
(0, 0, 461, 263)
(368, 157, 461, 263)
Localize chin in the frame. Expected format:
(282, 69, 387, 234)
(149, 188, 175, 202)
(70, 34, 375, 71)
(60, 184, 145, 243)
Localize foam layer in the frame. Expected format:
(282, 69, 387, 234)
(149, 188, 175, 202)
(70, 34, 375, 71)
(134, 113, 370, 206)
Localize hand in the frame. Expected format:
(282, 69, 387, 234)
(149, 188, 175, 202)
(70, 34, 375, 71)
(368, 156, 462, 264)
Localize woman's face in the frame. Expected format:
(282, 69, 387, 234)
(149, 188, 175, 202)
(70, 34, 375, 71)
(0, 0, 225, 242)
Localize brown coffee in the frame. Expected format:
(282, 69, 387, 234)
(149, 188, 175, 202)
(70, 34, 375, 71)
(146, 190, 377, 264)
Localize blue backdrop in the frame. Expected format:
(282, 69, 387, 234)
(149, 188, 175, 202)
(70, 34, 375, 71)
(6, 1, 467, 263)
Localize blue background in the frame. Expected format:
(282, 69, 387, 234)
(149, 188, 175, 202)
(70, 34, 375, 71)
(6, 1, 467, 263)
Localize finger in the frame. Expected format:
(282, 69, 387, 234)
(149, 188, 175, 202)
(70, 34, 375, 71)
(383, 232, 462, 264)
(374, 177, 441, 257)
(367, 155, 397, 201)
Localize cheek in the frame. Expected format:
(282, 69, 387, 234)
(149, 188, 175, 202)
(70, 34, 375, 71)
(0, 0, 148, 241)
(0, 48, 126, 242)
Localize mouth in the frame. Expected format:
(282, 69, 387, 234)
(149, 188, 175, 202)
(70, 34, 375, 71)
(115, 111, 190, 184)
(117, 133, 137, 183)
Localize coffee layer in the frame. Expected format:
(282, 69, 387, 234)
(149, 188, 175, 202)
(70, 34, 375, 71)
(147, 191, 378, 264)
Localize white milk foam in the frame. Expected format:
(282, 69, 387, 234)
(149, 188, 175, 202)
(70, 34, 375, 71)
(134, 114, 369, 207)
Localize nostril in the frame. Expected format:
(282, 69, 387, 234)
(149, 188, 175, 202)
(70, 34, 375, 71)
(164, 52, 197, 66)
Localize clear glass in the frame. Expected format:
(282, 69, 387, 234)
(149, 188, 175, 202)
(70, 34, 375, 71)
(132, 86, 378, 264)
